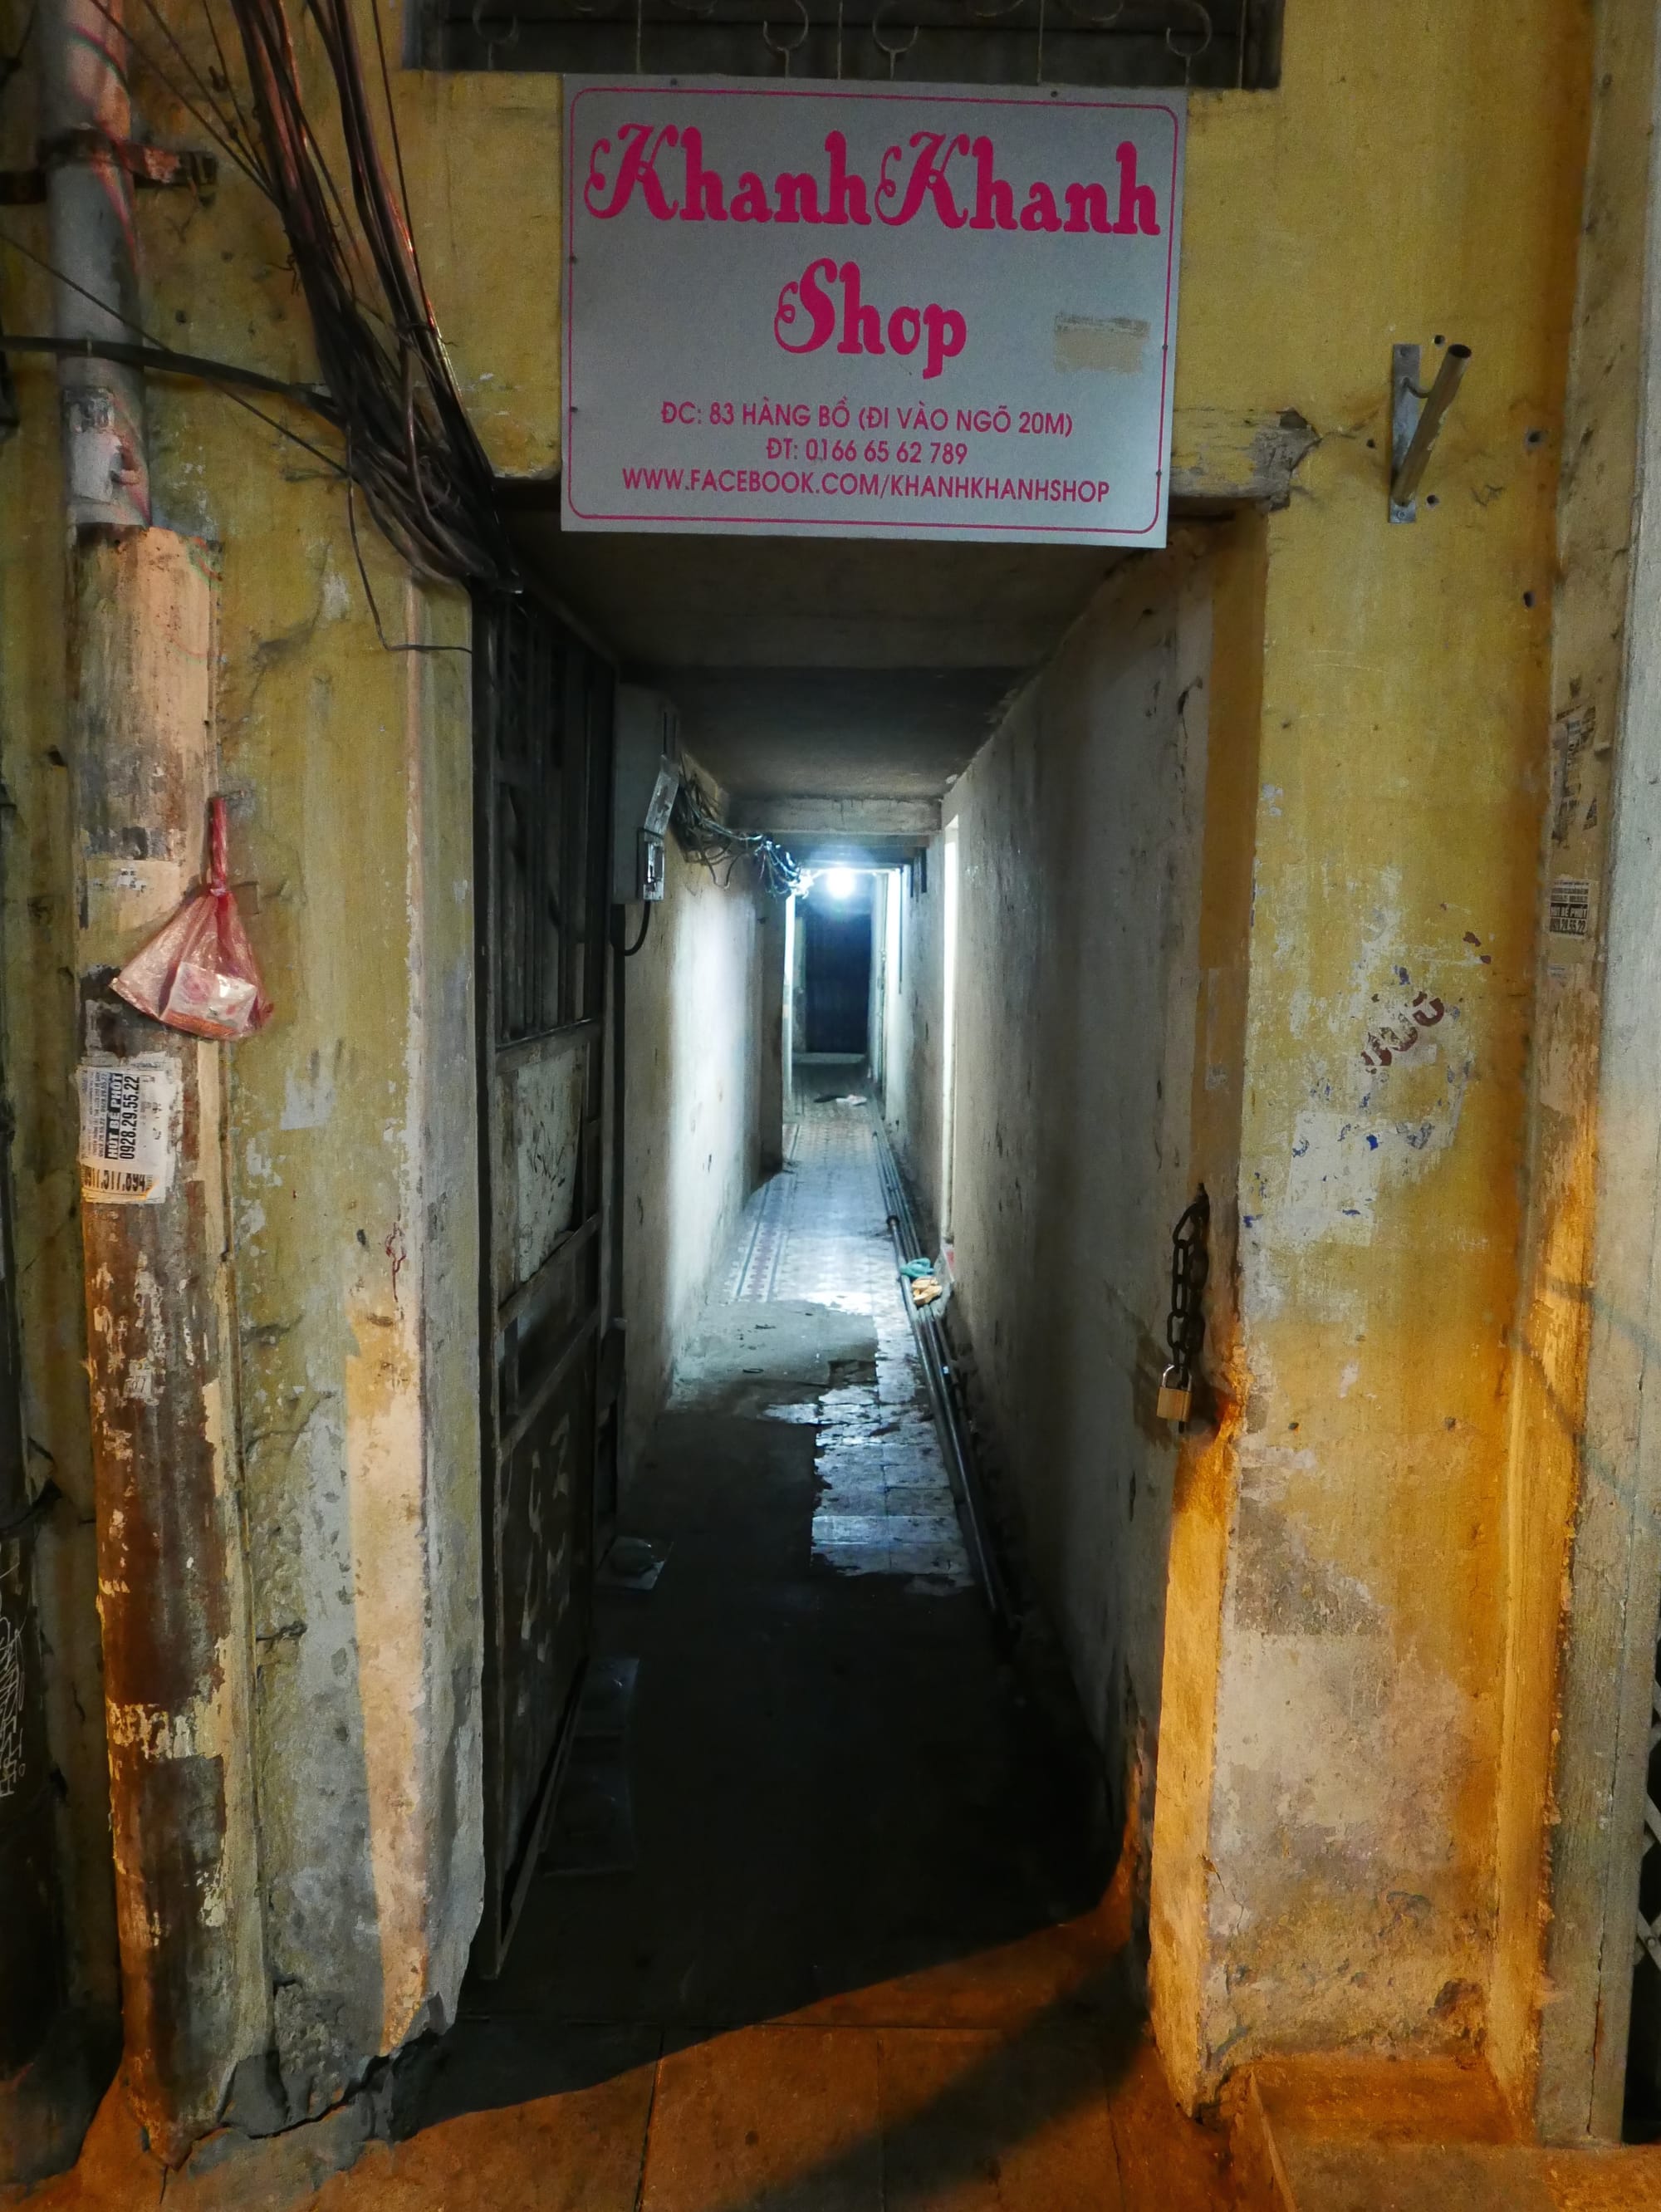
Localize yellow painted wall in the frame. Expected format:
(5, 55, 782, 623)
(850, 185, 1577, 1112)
(0, 0, 1606, 2121)
(1153, 0, 1590, 2103)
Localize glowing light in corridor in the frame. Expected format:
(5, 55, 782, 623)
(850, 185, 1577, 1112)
(824, 868, 858, 900)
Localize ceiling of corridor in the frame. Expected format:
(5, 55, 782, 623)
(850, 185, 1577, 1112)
(515, 516, 1120, 802)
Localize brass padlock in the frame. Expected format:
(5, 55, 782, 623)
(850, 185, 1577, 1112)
(1157, 1365, 1192, 1423)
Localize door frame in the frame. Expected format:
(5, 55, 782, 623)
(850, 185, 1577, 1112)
(471, 588, 617, 1976)
(1533, 28, 1661, 2133)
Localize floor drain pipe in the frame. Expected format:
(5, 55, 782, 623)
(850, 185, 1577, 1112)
(871, 1121, 1011, 1626)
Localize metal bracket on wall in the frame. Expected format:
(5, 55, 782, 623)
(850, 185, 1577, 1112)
(1390, 340, 1472, 522)
(0, 137, 218, 205)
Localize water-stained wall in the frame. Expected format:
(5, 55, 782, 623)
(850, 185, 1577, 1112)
(620, 818, 766, 1477)
(885, 518, 1258, 1907)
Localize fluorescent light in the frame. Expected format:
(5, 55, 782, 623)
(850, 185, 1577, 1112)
(825, 868, 857, 900)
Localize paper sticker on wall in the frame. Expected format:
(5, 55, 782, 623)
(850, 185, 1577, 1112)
(1548, 877, 1593, 938)
(77, 1057, 179, 1205)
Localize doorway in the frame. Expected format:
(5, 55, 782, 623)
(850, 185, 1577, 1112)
(800, 869, 875, 1057)
(471, 589, 615, 1977)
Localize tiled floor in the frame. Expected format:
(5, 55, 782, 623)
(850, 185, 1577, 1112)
(727, 1072, 973, 1590)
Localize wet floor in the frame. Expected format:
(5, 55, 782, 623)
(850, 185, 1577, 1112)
(723, 1076, 972, 1587)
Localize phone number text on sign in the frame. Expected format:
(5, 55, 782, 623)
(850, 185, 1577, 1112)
(563, 80, 1183, 546)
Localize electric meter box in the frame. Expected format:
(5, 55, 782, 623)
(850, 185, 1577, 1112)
(612, 685, 680, 905)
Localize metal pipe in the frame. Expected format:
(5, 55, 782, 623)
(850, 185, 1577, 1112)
(870, 1116, 1011, 1626)
(42, 0, 149, 527)
(1390, 343, 1471, 511)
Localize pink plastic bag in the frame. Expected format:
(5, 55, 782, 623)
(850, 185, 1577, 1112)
(113, 798, 272, 1041)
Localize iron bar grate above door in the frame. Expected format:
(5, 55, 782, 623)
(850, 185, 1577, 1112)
(423, 0, 1282, 88)
(473, 589, 615, 1976)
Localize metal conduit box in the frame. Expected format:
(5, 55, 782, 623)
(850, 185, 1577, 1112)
(612, 684, 679, 904)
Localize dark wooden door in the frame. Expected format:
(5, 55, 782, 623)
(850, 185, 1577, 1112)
(473, 592, 614, 1974)
(803, 898, 874, 1054)
(0, 1009, 60, 2065)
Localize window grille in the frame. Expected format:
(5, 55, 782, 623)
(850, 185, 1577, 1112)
(422, 0, 1282, 90)
(475, 593, 610, 1045)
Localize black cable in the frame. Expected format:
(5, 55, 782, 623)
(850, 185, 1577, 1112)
(619, 904, 653, 958)
(673, 769, 803, 899)
(0, 331, 338, 419)
(0, 1475, 59, 1546)
(0, 224, 351, 479)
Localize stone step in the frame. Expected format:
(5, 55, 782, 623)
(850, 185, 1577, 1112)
(1236, 2056, 1661, 2211)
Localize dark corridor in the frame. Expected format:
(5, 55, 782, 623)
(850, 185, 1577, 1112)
(801, 880, 875, 1055)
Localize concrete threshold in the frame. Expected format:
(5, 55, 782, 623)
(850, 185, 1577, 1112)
(1237, 2057, 1661, 2210)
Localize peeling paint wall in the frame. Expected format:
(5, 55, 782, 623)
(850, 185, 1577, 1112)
(621, 815, 765, 1477)
(217, 552, 478, 2126)
(1, 38, 483, 2136)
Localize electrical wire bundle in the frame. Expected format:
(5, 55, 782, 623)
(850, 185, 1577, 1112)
(673, 770, 803, 900)
(64, 0, 517, 598)
(223, 0, 514, 590)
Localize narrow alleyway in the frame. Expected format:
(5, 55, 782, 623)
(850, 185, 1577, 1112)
(316, 1072, 1230, 2209)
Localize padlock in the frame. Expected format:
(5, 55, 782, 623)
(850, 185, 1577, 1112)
(1157, 1365, 1193, 1423)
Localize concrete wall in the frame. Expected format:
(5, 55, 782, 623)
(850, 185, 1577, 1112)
(886, 522, 1255, 1876)
(620, 819, 765, 1476)
(884, 857, 947, 1246)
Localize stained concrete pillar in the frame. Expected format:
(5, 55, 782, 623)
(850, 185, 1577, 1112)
(71, 530, 266, 2161)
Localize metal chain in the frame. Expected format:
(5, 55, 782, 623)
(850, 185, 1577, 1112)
(1164, 1184, 1209, 1389)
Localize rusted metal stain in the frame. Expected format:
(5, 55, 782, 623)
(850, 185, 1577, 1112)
(73, 533, 262, 2164)
(81, 1003, 243, 2158)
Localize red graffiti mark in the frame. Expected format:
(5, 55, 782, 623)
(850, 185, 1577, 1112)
(1363, 986, 1452, 1070)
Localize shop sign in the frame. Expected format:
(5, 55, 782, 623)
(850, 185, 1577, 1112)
(562, 78, 1183, 545)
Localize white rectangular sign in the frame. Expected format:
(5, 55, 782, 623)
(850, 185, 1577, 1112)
(77, 1057, 178, 1206)
(562, 78, 1183, 545)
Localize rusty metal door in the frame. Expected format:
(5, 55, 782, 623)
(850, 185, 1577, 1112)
(474, 591, 614, 1974)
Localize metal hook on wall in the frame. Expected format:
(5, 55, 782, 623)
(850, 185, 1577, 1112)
(1390, 340, 1472, 522)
